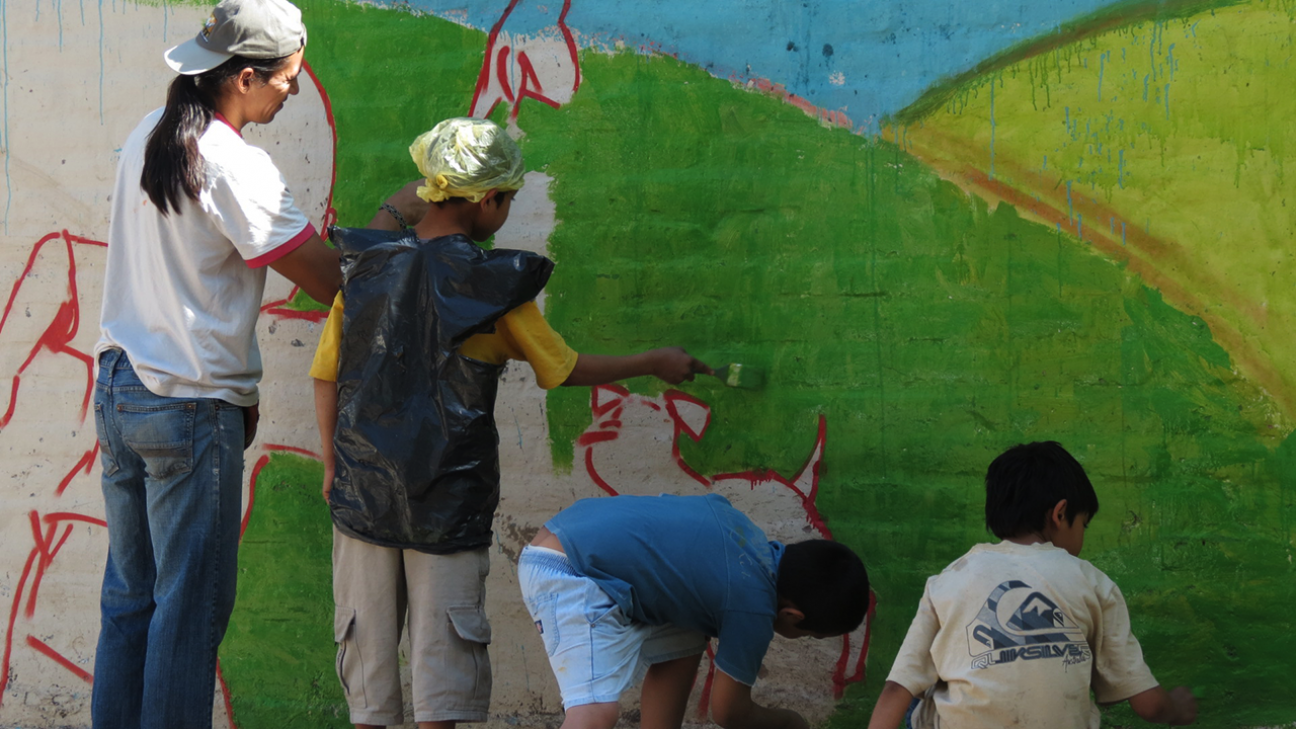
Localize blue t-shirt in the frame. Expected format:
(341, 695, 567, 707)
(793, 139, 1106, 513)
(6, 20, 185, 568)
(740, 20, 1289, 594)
(545, 493, 785, 686)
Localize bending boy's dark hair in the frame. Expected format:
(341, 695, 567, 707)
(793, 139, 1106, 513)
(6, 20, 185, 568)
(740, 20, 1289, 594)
(142, 54, 291, 215)
(777, 540, 869, 634)
(984, 441, 1099, 539)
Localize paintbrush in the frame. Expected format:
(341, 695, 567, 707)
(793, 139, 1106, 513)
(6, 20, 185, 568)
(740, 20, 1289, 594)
(710, 363, 764, 390)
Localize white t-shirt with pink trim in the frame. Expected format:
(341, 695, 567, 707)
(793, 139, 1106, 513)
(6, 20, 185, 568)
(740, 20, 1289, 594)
(97, 108, 315, 406)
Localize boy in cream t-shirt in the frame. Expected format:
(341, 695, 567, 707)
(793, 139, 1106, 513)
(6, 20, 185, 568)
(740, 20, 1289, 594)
(869, 441, 1197, 729)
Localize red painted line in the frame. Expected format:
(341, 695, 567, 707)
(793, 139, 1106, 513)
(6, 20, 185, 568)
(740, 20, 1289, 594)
(556, 0, 580, 92)
(0, 231, 97, 428)
(590, 384, 629, 417)
(26, 635, 92, 684)
(241, 455, 270, 540)
(496, 45, 516, 102)
(712, 469, 788, 487)
(830, 589, 875, 698)
(664, 390, 710, 441)
(43, 512, 108, 528)
(584, 448, 618, 496)
(48, 523, 74, 563)
(66, 232, 108, 248)
(264, 443, 321, 458)
(24, 512, 56, 619)
(696, 643, 717, 719)
(258, 300, 329, 322)
(217, 659, 239, 729)
(0, 232, 60, 335)
(0, 548, 40, 706)
(0, 376, 20, 430)
(470, 0, 522, 115)
(514, 51, 562, 118)
(577, 430, 618, 446)
(55, 444, 99, 496)
(671, 437, 710, 487)
(300, 61, 339, 239)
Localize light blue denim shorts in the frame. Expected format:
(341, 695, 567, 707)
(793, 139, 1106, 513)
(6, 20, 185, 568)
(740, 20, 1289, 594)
(518, 546, 708, 708)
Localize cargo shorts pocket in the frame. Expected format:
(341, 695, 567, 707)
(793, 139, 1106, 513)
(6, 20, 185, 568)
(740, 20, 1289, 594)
(334, 606, 364, 707)
(447, 606, 492, 706)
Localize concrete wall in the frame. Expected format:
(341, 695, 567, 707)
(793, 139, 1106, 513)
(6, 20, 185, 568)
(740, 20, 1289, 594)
(0, 0, 1292, 727)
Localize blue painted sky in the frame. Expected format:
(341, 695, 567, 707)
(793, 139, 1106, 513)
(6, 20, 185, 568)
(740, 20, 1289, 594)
(390, 0, 1118, 132)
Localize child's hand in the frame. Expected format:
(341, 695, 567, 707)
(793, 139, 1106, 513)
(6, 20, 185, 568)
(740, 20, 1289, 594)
(650, 347, 712, 384)
(1129, 685, 1197, 726)
(322, 466, 335, 504)
(1167, 686, 1197, 725)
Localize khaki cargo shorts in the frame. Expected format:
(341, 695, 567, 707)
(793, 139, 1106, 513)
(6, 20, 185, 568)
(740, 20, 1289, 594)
(332, 527, 492, 725)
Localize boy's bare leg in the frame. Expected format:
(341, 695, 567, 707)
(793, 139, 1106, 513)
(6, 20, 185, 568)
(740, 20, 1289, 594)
(561, 702, 621, 729)
(641, 653, 704, 729)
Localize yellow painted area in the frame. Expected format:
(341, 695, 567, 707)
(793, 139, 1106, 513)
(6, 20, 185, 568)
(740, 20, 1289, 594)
(893, 1, 1296, 418)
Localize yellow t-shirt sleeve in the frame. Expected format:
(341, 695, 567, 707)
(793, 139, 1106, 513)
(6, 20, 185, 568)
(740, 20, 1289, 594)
(309, 292, 345, 382)
(311, 294, 577, 389)
(459, 301, 579, 389)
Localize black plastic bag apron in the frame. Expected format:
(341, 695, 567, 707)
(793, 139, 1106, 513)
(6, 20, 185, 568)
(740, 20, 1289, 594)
(328, 227, 553, 553)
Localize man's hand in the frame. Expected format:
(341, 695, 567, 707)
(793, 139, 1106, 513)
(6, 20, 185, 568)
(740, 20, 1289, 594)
(242, 403, 259, 449)
(322, 465, 334, 504)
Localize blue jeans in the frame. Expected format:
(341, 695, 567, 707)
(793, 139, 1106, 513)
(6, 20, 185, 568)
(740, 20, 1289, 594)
(90, 348, 245, 729)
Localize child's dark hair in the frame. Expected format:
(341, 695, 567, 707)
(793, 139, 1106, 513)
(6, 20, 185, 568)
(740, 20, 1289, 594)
(777, 540, 869, 634)
(984, 441, 1099, 539)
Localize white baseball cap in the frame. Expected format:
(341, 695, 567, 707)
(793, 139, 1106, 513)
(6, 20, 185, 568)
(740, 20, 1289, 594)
(164, 0, 307, 75)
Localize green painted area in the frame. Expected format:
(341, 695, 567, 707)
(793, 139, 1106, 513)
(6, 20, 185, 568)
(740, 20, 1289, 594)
(298, 0, 488, 226)
(217, 2, 1296, 728)
(220, 453, 347, 725)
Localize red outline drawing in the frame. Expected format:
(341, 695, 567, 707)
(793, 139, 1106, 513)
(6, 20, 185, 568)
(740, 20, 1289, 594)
(470, 0, 581, 122)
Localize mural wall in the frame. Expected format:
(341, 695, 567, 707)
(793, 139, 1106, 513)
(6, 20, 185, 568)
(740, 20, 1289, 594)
(0, 0, 1292, 727)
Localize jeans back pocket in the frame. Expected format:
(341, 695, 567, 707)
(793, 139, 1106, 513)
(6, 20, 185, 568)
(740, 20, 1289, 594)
(117, 401, 196, 480)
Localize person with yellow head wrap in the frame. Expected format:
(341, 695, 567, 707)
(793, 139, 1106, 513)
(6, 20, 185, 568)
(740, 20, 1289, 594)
(409, 117, 527, 203)
(309, 117, 710, 729)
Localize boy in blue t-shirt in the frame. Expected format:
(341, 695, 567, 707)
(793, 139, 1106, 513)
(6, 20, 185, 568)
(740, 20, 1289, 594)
(520, 493, 870, 729)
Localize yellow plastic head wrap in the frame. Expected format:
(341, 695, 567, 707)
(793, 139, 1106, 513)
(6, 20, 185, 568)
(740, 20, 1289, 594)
(409, 117, 526, 204)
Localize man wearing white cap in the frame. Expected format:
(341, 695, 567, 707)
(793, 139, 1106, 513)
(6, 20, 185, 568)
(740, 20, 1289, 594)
(92, 1, 342, 727)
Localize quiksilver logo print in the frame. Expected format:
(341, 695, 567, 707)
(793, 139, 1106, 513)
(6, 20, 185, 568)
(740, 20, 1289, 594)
(966, 580, 1092, 669)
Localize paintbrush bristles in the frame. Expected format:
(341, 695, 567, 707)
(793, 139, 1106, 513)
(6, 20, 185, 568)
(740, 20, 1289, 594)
(712, 363, 764, 390)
